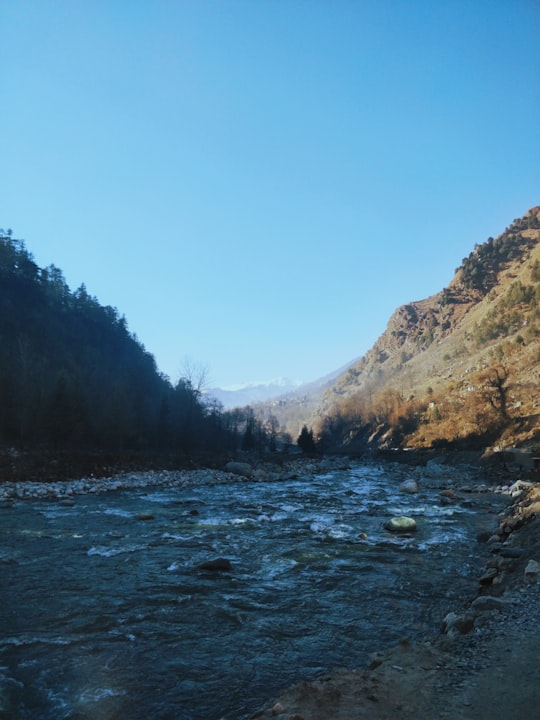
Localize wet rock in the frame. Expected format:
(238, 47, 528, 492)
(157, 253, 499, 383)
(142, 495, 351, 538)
(399, 479, 419, 494)
(385, 516, 417, 533)
(197, 557, 233, 572)
(271, 702, 285, 714)
(440, 488, 457, 498)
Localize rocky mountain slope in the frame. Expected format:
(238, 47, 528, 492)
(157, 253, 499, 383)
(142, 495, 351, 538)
(264, 206, 540, 451)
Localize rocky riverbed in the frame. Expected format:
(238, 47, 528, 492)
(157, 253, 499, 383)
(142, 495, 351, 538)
(252, 480, 540, 720)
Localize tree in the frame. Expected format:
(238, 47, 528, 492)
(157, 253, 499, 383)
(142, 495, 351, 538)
(297, 425, 316, 454)
(266, 414, 280, 452)
(242, 407, 257, 450)
(479, 365, 510, 421)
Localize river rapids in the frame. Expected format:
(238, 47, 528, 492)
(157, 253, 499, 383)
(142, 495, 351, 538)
(0, 460, 509, 719)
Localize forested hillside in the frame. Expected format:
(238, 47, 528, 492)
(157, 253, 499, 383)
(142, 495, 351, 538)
(0, 229, 270, 473)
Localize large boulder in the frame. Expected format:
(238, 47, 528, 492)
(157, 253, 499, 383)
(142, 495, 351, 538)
(384, 516, 417, 533)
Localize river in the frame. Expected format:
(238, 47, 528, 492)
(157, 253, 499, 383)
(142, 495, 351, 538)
(0, 460, 508, 719)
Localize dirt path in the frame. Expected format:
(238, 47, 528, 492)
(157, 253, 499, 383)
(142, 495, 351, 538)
(252, 485, 540, 720)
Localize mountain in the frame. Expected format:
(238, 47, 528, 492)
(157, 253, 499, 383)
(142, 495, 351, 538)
(208, 378, 303, 409)
(251, 361, 359, 440)
(264, 206, 540, 452)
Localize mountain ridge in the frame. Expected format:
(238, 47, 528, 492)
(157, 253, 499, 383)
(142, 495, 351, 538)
(260, 206, 540, 452)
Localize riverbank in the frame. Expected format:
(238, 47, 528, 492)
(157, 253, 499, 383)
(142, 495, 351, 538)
(0, 456, 353, 501)
(252, 481, 540, 720)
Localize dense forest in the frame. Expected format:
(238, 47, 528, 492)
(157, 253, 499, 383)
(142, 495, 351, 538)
(0, 229, 278, 473)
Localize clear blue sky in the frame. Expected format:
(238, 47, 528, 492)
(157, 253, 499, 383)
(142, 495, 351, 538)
(2, 1, 539, 389)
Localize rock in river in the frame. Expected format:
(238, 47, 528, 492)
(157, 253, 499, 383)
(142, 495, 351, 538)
(197, 558, 233, 572)
(399, 479, 419, 494)
(384, 516, 417, 533)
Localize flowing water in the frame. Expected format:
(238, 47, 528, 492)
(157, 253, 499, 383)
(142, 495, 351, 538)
(0, 462, 507, 719)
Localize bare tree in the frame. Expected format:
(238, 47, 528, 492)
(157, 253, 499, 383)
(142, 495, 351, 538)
(178, 357, 209, 397)
(478, 365, 510, 421)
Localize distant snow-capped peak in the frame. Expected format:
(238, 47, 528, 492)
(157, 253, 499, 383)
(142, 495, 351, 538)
(207, 377, 303, 409)
(221, 377, 302, 392)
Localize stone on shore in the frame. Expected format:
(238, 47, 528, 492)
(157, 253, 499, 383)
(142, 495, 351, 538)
(385, 516, 417, 533)
(442, 611, 475, 638)
(224, 461, 253, 478)
(471, 595, 508, 611)
(499, 547, 524, 558)
(524, 559, 540, 581)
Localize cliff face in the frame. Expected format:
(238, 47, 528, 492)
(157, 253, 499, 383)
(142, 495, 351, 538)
(315, 206, 540, 451)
